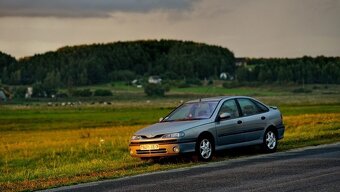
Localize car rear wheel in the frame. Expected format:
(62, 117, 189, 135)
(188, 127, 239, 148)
(263, 129, 277, 152)
(196, 137, 213, 161)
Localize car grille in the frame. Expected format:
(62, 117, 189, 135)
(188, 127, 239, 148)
(141, 134, 164, 139)
(136, 148, 167, 154)
(130, 139, 177, 146)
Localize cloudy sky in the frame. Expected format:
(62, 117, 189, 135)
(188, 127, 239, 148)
(0, 0, 339, 58)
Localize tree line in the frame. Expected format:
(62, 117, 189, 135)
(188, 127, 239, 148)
(0, 40, 235, 89)
(0, 40, 340, 92)
(236, 56, 340, 84)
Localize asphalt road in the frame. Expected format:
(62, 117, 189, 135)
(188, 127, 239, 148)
(47, 143, 340, 192)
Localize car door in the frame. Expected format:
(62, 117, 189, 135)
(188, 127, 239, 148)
(215, 99, 244, 146)
(236, 98, 268, 142)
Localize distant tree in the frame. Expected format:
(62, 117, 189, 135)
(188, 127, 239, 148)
(277, 67, 292, 83)
(32, 82, 56, 97)
(109, 70, 135, 81)
(13, 87, 27, 98)
(94, 89, 113, 96)
(71, 89, 92, 97)
(44, 71, 61, 89)
(1, 41, 340, 86)
(1, 67, 8, 83)
(9, 70, 21, 85)
(235, 67, 249, 82)
(5, 40, 235, 86)
(144, 83, 168, 97)
(258, 68, 272, 82)
(78, 69, 88, 85)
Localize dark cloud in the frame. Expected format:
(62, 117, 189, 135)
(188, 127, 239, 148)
(0, 0, 197, 17)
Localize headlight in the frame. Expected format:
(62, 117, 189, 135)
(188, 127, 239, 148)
(162, 132, 185, 139)
(131, 135, 142, 140)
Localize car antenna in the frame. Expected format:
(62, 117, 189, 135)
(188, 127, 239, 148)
(204, 78, 212, 97)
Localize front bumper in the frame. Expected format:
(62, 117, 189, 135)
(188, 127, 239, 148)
(129, 139, 196, 158)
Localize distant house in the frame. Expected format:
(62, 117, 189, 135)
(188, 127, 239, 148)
(148, 76, 162, 84)
(131, 79, 143, 88)
(25, 87, 33, 99)
(0, 90, 7, 102)
(235, 58, 247, 67)
(131, 79, 139, 85)
(220, 72, 228, 80)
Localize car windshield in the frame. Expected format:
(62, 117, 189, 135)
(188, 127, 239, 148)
(164, 101, 219, 122)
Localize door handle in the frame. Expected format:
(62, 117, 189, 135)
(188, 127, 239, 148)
(237, 120, 242, 124)
(261, 116, 266, 120)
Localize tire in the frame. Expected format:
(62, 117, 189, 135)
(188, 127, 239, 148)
(196, 136, 214, 161)
(262, 129, 278, 153)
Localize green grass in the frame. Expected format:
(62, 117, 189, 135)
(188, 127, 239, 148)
(0, 107, 170, 131)
(280, 104, 340, 115)
(1, 86, 340, 191)
(171, 86, 285, 96)
(1, 104, 339, 132)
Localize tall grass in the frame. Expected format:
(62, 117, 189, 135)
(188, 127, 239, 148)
(1, 92, 340, 192)
(1, 109, 339, 191)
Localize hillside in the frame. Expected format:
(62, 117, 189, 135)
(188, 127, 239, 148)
(0, 51, 17, 83)
(0, 40, 235, 87)
(1, 40, 340, 89)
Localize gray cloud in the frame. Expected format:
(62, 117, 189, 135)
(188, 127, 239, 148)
(0, 0, 339, 58)
(0, 0, 197, 17)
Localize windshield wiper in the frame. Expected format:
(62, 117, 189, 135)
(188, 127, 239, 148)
(163, 118, 206, 122)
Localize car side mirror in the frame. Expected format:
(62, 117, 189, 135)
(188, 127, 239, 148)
(159, 117, 164, 122)
(218, 112, 231, 121)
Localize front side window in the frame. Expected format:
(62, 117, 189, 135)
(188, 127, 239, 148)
(165, 101, 218, 122)
(238, 98, 259, 116)
(218, 99, 239, 119)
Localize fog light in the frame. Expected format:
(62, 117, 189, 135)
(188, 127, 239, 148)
(130, 150, 133, 155)
(173, 146, 180, 153)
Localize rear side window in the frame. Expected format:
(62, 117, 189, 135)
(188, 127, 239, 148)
(252, 100, 269, 113)
(237, 98, 269, 116)
(237, 98, 259, 116)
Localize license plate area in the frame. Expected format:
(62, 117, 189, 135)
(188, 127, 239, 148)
(140, 144, 159, 150)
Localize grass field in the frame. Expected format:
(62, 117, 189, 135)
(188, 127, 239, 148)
(1, 86, 340, 191)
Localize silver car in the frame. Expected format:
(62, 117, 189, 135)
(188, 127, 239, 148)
(129, 96, 285, 161)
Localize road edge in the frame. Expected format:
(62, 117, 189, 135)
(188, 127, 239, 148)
(43, 142, 340, 192)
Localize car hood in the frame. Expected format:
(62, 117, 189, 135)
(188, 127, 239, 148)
(135, 119, 211, 137)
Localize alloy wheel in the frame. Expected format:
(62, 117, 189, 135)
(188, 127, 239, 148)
(265, 131, 277, 150)
(200, 139, 212, 159)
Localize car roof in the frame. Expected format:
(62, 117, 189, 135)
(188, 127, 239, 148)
(186, 96, 251, 103)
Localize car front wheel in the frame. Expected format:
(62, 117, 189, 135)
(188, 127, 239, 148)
(196, 137, 213, 161)
(263, 129, 278, 152)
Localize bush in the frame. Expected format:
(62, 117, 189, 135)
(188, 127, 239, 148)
(94, 89, 113, 96)
(72, 89, 92, 97)
(32, 82, 57, 98)
(175, 78, 202, 88)
(186, 78, 202, 86)
(222, 81, 243, 88)
(291, 88, 312, 93)
(177, 81, 191, 88)
(144, 84, 168, 97)
(163, 83, 171, 92)
(56, 92, 68, 98)
(109, 70, 135, 81)
(14, 87, 27, 98)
